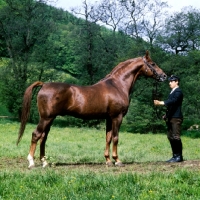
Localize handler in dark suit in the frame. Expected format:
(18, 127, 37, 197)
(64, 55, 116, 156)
(154, 75, 183, 162)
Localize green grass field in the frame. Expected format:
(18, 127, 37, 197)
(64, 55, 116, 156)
(1, 118, 200, 200)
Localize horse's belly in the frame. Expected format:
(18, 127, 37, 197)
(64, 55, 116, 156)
(64, 104, 108, 119)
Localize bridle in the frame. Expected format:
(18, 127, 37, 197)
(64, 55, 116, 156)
(143, 57, 161, 81)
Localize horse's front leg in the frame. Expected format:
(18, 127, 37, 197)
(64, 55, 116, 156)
(112, 114, 124, 167)
(104, 118, 113, 166)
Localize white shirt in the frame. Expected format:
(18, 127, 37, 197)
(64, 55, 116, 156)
(170, 86, 179, 94)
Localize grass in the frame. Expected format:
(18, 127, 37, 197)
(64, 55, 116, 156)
(1, 170, 200, 200)
(1, 118, 200, 199)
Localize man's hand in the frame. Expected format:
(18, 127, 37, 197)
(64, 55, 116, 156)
(154, 100, 164, 106)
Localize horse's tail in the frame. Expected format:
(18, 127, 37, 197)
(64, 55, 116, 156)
(17, 81, 44, 145)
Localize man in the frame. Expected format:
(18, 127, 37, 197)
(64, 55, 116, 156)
(154, 75, 183, 162)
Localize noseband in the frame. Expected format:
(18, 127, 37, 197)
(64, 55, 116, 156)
(143, 57, 160, 80)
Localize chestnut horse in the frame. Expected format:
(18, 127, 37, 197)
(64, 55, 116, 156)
(17, 51, 167, 168)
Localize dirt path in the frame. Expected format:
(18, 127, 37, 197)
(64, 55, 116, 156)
(1, 158, 200, 173)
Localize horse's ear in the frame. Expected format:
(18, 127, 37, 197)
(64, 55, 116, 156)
(145, 50, 149, 59)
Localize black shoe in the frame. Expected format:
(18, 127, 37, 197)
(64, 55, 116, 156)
(166, 156, 175, 162)
(166, 154, 183, 163)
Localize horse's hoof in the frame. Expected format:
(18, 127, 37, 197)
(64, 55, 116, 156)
(42, 162, 48, 168)
(41, 158, 48, 168)
(115, 162, 125, 167)
(106, 161, 114, 167)
(28, 164, 35, 169)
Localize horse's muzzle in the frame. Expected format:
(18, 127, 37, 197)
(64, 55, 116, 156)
(158, 74, 167, 82)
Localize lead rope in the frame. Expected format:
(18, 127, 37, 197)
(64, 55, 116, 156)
(152, 80, 160, 119)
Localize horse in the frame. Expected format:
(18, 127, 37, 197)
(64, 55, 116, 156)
(17, 51, 167, 168)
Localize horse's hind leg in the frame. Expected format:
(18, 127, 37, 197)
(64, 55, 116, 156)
(40, 119, 54, 168)
(27, 118, 54, 169)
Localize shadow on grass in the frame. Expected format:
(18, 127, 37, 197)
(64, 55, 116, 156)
(46, 160, 200, 174)
(52, 160, 182, 167)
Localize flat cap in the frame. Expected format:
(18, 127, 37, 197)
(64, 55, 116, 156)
(168, 75, 180, 82)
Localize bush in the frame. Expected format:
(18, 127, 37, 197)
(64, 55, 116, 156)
(182, 130, 200, 138)
(126, 119, 166, 134)
(0, 103, 12, 116)
(182, 119, 199, 131)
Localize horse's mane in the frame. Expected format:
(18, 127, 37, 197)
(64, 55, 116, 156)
(99, 57, 140, 82)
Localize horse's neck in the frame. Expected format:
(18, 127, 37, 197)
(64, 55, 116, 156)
(128, 73, 140, 95)
(117, 65, 142, 94)
(102, 58, 142, 94)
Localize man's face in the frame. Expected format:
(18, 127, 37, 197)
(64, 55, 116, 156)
(169, 80, 178, 89)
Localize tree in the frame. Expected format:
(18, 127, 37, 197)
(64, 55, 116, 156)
(0, 0, 56, 117)
(156, 7, 200, 54)
(141, 0, 169, 48)
(70, 0, 129, 85)
(70, 0, 104, 84)
(181, 50, 200, 120)
(119, 0, 144, 39)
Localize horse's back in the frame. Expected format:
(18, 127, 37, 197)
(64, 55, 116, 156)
(36, 82, 106, 118)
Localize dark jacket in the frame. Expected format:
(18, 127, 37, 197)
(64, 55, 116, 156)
(164, 87, 183, 119)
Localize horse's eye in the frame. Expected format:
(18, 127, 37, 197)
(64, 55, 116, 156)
(151, 63, 156, 67)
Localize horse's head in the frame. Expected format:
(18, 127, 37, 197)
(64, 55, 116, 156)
(142, 51, 167, 82)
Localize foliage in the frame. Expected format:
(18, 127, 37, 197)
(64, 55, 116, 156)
(156, 8, 200, 54)
(0, 103, 11, 116)
(0, 0, 200, 129)
(0, 0, 57, 117)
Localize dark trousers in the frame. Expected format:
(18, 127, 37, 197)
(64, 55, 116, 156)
(167, 118, 183, 140)
(166, 118, 183, 155)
